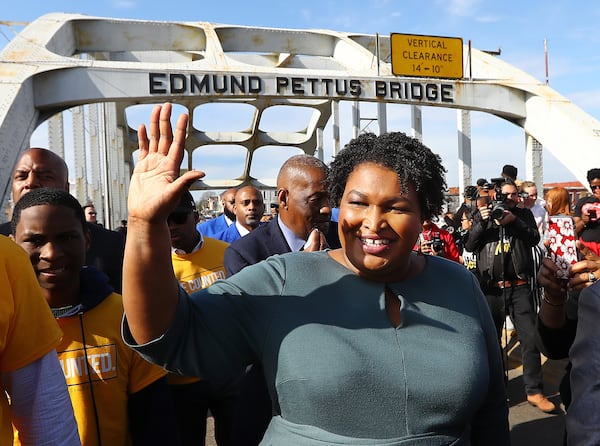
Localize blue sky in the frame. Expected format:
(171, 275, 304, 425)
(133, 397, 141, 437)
(2, 0, 599, 187)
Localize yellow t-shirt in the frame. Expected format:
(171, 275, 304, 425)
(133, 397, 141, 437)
(171, 237, 229, 294)
(169, 236, 228, 385)
(0, 236, 62, 446)
(55, 292, 167, 446)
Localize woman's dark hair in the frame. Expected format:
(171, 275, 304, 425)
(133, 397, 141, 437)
(328, 132, 447, 221)
(11, 188, 87, 235)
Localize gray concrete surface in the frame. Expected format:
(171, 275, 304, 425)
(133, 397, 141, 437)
(506, 334, 567, 445)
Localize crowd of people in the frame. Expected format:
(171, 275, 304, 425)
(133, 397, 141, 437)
(2, 102, 600, 445)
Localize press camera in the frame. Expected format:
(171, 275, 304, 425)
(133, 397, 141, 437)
(483, 177, 508, 220)
(424, 234, 445, 255)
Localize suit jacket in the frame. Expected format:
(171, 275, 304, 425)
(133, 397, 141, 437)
(197, 214, 230, 238)
(0, 221, 10, 237)
(0, 220, 124, 293)
(224, 216, 340, 277)
(85, 222, 125, 293)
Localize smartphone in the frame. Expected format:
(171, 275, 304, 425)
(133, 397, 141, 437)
(546, 215, 578, 279)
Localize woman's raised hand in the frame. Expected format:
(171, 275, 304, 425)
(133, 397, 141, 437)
(128, 103, 205, 224)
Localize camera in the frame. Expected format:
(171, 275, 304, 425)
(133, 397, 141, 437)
(582, 202, 600, 223)
(486, 189, 507, 220)
(490, 204, 505, 221)
(482, 177, 505, 192)
(427, 234, 445, 255)
(464, 185, 479, 201)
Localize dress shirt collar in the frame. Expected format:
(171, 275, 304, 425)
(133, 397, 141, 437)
(277, 217, 306, 252)
(235, 220, 251, 237)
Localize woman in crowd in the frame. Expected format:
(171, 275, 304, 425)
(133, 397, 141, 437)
(537, 187, 600, 444)
(573, 168, 600, 254)
(121, 103, 509, 445)
(545, 186, 572, 218)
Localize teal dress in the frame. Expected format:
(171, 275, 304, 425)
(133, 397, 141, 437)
(124, 251, 508, 445)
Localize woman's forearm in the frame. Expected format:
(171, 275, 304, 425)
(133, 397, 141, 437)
(122, 217, 180, 344)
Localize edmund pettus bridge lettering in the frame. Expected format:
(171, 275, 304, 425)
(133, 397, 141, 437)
(148, 72, 455, 104)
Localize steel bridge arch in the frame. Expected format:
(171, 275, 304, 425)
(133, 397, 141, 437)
(1, 13, 599, 225)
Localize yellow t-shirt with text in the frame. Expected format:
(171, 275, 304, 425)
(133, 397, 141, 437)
(54, 293, 167, 446)
(169, 236, 228, 385)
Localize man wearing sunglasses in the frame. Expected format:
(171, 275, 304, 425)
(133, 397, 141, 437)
(466, 179, 554, 413)
(574, 168, 600, 255)
(167, 190, 241, 446)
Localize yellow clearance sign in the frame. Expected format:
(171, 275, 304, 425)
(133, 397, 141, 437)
(390, 33, 463, 79)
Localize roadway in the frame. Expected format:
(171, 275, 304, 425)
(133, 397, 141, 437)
(506, 333, 568, 445)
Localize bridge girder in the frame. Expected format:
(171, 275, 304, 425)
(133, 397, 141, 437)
(1, 12, 599, 220)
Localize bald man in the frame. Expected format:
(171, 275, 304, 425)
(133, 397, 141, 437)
(0, 148, 125, 292)
(224, 154, 339, 277)
(222, 155, 340, 445)
(213, 186, 264, 243)
(197, 187, 237, 237)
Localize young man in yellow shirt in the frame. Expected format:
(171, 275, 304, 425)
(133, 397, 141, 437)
(11, 188, 176, 446)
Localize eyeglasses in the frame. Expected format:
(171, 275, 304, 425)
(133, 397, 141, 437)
(167, 211, 190, 225)
(591, 185, 600, 190)
(88, 211, 97, 215)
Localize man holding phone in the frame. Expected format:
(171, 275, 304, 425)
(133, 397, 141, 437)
(574, 168, 600, 255)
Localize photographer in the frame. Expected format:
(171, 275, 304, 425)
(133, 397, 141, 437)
(465, 180, 555, 413)
(574, 168, 600, 255)
(453, 185, 479, 255)
(418, 219, 460, 262)
(457, 207, 477, 272)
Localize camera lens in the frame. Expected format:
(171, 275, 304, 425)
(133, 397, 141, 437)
(491, 204, 505, 220)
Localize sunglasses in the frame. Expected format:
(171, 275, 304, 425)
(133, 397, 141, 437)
(167, 211, 190, 225)
(591, 185, 600, 190)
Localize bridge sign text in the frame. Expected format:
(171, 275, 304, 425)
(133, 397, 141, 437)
(390, 33, 463, 79)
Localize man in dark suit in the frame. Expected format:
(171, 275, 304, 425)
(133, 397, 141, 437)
(224, 154, 338, 445)
(225, 154, 338, 276)
(0, 147, 125, 292)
